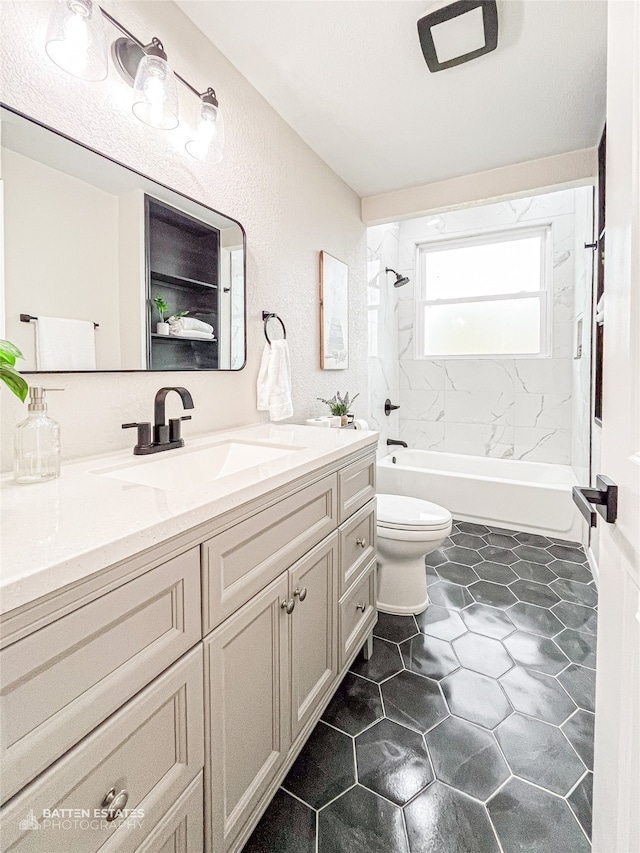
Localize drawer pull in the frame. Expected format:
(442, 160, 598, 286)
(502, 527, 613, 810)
(102, 788, 130, 822)
(294, 587, 308, 602)
(281, 598, 296, 615)
(356, 602, 367, 613)
(356, 538, 367, 548)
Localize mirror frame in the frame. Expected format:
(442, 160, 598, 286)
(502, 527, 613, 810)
(0, 102, 247, 373)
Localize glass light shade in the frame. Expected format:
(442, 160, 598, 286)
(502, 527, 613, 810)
(45, 0, 108, 82)
(132, 54, 179, 130)
(186, 101, 224, 162)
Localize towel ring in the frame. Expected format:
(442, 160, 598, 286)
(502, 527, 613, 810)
(262, 312, 286, 345)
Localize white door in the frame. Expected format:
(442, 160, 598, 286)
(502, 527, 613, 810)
(592, 4, 640, 852)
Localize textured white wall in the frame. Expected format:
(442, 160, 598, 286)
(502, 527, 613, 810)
(0, 1, 367, 470)
(385, 189, 588, 464)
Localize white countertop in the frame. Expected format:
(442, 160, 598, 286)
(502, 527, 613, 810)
(0, 423, 378, 615)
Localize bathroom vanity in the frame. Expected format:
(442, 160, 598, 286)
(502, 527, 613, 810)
(0, 424, 378, 852)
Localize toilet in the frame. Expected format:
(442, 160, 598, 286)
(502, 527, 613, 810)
(376, 493, 453, 616)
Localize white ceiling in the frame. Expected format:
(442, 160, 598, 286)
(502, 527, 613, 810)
(177, 0, 607, 198)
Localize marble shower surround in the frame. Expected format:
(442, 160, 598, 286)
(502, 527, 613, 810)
(394, 189, 588, 464)
(366, 223, 401, 454)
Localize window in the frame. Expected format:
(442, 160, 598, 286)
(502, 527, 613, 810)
(416, 226, 551, 358)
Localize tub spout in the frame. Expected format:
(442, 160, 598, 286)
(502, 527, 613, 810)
(387, 439, 407, 448)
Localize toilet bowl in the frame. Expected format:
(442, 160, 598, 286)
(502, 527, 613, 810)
(376, 493, 452, 616)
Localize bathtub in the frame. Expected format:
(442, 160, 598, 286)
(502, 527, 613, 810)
(377, 450, 585, 544)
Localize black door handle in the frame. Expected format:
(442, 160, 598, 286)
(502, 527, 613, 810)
(572, 475, 618, 527)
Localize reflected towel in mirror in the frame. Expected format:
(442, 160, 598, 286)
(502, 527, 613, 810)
(36, 316, 96, 370)
(169, 317, 214, 334)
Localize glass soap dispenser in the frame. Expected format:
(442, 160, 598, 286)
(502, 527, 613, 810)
(14, 386, 62, 483)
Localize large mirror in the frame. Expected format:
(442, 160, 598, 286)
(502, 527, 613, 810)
(0, 105, 246, 372)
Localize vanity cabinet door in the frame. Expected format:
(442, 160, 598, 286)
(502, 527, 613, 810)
(204, 572, 290, 853)
(289, 533, 339, 744)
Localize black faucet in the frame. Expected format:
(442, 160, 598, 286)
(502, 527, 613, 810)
(387, 438, 408, 448)
(123, 386, 194, 455)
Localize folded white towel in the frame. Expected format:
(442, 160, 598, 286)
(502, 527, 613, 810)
(170, 329, 215, 340)
(595, 294, 604, 326)
(169, 317, 214, 334)
(257, 339, 293, 421)
(36, 316, 96, 370)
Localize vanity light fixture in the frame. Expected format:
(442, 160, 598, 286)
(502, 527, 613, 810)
(45, 0, 108, 82)
(185, 89, 224, 162)
(132, 38, 179, 130)
(417, 0, 498, 72)
(44, 4, 224, 157)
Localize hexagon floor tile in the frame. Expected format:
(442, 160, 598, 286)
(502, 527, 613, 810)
(381, 670, 448, 734)
(488, 778, 590, 853)
(426, 716, 510, 800)
(356, 718, 433, 805)
(442, 668, 513, 729)
(452, 632, 514, 678)
(242, 526, 595, 852)
(282, 721, 355, 809)
(495, 713, 586, 796)
(416, 604, 467, 641)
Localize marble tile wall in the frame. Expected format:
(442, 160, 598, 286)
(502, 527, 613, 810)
(366, 224, 400, 454)
(387, 189, 592, 465)
(571, 187, 595, 485)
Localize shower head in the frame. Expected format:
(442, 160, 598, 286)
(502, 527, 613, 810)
(386, 267, 410, 288)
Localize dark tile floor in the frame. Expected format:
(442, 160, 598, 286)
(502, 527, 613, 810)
(242, 521, 597, 853)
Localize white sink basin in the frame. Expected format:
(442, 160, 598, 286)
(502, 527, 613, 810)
(94, 440, 302, 492)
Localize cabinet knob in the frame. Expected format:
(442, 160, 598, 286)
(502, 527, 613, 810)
(102, 788, 129, 822)
(356, 538, 367, 548)
(356, 602, 367, 613)
(294, 587, 307, 601)
(281, 598, 295, 615)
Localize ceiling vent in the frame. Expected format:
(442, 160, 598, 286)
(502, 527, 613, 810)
(417, 0, 498, 72)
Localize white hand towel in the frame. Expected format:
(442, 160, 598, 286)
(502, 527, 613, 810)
(169, 329, 216, 340)
(36, 316, 96, 370)
(595, 294, 605, 326)
(169, 317, 214, 334)
(257, 339, 293, 421)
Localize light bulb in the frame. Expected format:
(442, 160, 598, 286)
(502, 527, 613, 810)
(132, 40, 179, 130)
(45, 0, 108, 81)
(186, 90, 224, 162)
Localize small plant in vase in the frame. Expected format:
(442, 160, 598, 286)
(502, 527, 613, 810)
(317, 390, 360, 426)
(153, 295, 170, 335)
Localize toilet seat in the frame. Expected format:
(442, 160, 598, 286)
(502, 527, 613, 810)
(377, 493, 452, 532)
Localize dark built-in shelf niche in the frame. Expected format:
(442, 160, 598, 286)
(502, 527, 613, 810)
(146, 195, 220, 370)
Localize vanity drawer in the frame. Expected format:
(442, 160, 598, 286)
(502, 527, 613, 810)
(0, 647, 204, 853)
(0, 547, 201, 804)
(339, 499, 376, 596)
(337, 452, 376, 524)
(202, 473, 338, 633)
(338, 560, 377, 670)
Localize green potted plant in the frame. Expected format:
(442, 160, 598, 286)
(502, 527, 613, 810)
(0, 339, 28, 401)
(153, 295, 170, 335)
(317, 390, 360, 426)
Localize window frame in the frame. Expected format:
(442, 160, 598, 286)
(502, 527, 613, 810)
(414, 224, 553, 360)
